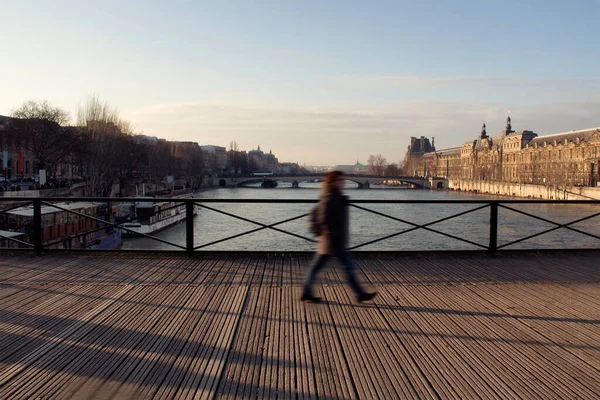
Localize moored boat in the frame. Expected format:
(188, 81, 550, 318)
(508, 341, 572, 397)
(120, 189, 199, 237)
(2, 202, 122, 249)
(0, 229, 28, 249)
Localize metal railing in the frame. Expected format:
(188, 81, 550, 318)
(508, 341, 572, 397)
(1, 197, 599, 254)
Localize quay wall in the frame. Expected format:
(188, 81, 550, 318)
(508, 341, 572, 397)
(448, 179, 600, 200)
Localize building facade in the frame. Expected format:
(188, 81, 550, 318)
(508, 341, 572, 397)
(248, 145, 279, 172)
(406, 116, 600, 188)
(334, 160, 369, 175)
(1, 115, 39, 180)
(200, 145, 228, 175)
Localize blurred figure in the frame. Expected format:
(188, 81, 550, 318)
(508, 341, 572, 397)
(301, 170, 376, 303)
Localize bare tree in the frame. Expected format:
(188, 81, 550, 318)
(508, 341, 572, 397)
(384, 163, 400, 176)
(367, 154, 387, 176)
(76, 95, 133, 196)
(12, 100, 70, 125)
(226, 141, 249, 176)
(146, 139, 175, 186)
(171, 142, 204, 188)
(228, 141, 239, 152)
(228, 140, 240, 176)
(10, 100, 75, 173)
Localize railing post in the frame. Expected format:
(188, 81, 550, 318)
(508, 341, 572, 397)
(33, 198, 43, 254)
(186, 200, 194, 256)
(488, 201, 498, 254)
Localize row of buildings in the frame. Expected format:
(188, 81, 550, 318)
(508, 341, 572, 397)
(405, 116, 600, 188)
(1, 112, 298, 181)
(198, 144, 298, 176)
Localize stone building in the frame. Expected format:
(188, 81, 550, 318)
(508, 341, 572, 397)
(334, 160, 369, 174)
(404, 136, 436, 176)
(407, 116, 600, 188)
(248, 145, 279, 172)
(200, 145, 228, 175)
(263, 149, 278, 168)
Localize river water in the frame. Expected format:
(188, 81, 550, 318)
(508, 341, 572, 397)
(121, 181, 599, 252)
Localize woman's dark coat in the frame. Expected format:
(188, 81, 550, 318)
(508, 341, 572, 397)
(317, 193, 349, 255)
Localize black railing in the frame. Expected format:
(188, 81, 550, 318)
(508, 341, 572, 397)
(0, 197, 599, 254)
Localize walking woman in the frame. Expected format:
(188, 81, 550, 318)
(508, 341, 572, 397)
(301, 170, 376, 303)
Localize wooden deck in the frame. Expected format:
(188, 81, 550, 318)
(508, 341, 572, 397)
(0, 251, 599, 399)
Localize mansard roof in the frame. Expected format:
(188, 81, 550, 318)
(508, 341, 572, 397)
(435, 147, 461, 157)
(528, 127, 600, 146)
(466, 129, 536, 151)
(469, 135, 503, 150)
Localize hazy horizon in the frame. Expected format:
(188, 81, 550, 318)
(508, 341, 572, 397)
(1, 1, 599, 165)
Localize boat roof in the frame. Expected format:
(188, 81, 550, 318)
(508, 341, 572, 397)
(0, 229, 27, 238)
(6, 202, 102, 217)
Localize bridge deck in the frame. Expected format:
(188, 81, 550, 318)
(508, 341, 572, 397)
(0, 252, 599, 399)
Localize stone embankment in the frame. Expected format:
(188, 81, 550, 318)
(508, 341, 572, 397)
(448, 179, 600, 200)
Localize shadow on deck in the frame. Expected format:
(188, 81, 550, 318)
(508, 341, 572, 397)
(0, 251, 599, 399)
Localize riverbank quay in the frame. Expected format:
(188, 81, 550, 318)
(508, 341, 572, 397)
(0, 251, 598, 399)
(448, 178, 600, 200)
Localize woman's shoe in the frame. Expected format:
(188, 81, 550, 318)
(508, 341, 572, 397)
(357, 292, 377, 303)
(300, 293, 322, 303)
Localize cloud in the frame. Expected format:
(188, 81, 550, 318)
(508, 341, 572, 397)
(128, 100, 600, 165)
(332, 75, 600, 103)
(334, 74, 600, 89)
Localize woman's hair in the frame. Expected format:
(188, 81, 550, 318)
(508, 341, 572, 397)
(321, 170, 344, 197)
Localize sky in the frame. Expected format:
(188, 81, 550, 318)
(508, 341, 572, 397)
(1, 0, 599, 166)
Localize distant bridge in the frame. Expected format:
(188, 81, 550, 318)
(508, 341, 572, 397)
(209, 174, 442, 189)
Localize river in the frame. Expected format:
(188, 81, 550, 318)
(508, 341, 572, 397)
(121, 182, 599, 252)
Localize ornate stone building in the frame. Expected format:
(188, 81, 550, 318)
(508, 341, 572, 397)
(248, 145, 279, 172)
(407, 116, 600, 188)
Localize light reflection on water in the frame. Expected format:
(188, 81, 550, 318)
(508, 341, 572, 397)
(121, 184, 600, 251)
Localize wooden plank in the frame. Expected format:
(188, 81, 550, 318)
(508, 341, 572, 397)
(258, 286, 281, 399)
(54, 285, 195, 400)
(333, 284, 438, 399)
(0, 284, 137, 398)
(324, 285, 392, 399)
(115, 285, 226, 399)
(279, 286, 294, 400)
(375, 287, 469, 400)
(407, 284, 528, 399)
(21, 285, 174, 400)
(215, 286, 261, 399)
(454, 284, 599, 398)
(0, 255, 75, 283)
(0, 252, 598, 400)
(291, 277, 318, 400)
(238, 285, 272, 399)
(0, 284, 125, 363)
(181, 286, 247, 399)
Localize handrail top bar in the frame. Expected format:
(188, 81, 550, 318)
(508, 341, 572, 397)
(0, 197, 598, 204)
